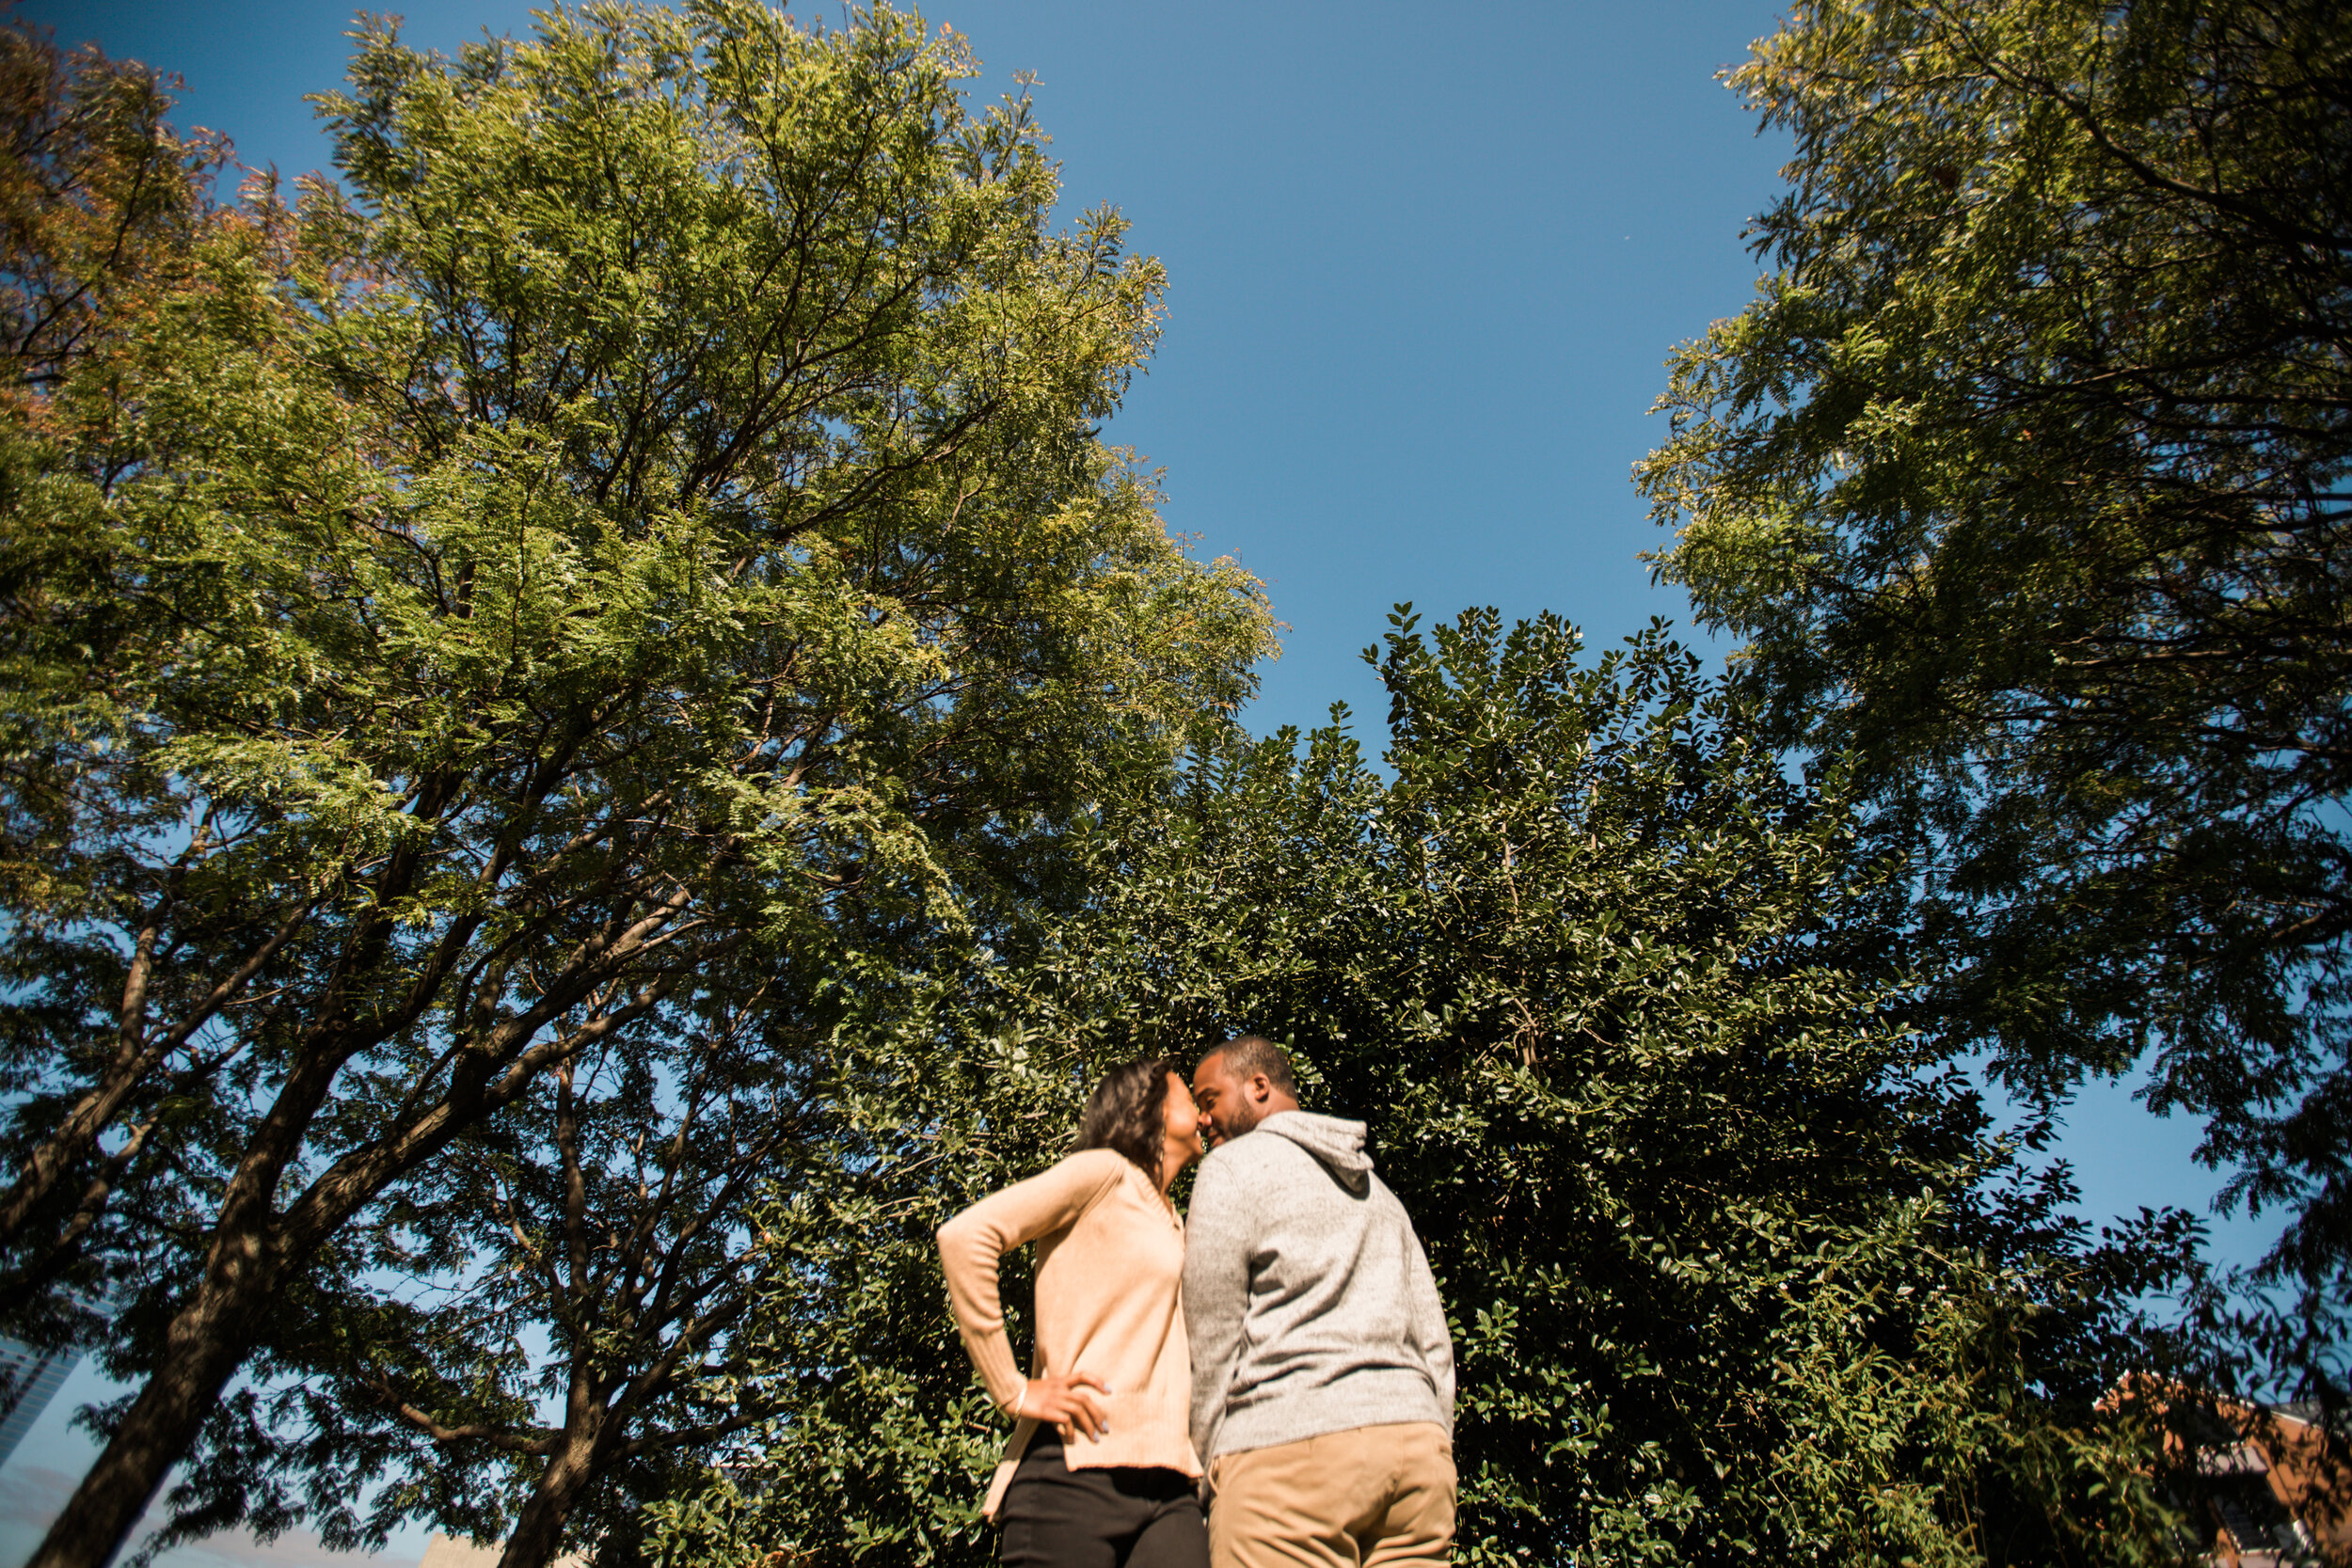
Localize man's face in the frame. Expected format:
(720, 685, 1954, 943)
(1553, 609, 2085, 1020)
(1190, 1052, 1263, 1150)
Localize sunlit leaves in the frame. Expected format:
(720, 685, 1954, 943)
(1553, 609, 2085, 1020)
(1636, 0, 2352, 1378)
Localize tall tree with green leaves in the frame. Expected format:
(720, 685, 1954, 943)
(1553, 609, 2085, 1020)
(1635, 0, 2351, 1358)
(0, 6, 1272, 1567)
(660, 610, 2201, 1568)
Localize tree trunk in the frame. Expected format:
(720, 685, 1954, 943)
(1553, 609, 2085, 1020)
(23, 1246, 273, 1568)
(24, 1021, 351, 1568)
(498, 1402, 620, 1568)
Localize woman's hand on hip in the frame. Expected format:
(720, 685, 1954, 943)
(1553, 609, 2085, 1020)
(1022, 1371, 1111, 1442)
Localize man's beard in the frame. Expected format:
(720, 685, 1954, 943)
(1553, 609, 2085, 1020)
(1217, 1102, 1264, 1144)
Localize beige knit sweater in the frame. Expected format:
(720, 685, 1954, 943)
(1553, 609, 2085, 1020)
(937, 1148, 1202, 1518)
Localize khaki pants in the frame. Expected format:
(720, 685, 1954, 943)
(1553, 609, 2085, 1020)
(1207, 1422, 1454, 1567)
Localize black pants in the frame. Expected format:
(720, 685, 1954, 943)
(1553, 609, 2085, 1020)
(997, 1433, 1207, 1568)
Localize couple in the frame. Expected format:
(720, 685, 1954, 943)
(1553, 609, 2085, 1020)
(936, 1037, 1454, 1568)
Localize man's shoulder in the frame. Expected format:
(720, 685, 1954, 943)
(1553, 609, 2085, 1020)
(1363, 1168, 1420, 1227)
(1195, 1128, 1316, 1195)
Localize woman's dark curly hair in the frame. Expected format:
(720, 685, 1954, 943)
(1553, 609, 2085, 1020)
(1074, 1057, 1179, 1182)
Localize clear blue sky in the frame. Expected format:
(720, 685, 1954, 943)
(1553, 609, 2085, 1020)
(6, 1, 2270, 1561)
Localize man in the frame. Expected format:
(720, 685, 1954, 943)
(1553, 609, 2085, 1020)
(1184, 1037, 1455, 1567)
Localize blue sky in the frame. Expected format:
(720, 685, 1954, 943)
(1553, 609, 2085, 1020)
(8, 0, 2273, 1560)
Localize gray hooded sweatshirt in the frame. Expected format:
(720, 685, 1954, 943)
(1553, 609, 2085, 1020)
(1183, 1111, 1454, 1465)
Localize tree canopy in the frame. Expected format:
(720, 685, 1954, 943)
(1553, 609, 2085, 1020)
(1636, 0, 2352, 1358)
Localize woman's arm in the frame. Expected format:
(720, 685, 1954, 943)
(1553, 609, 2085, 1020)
(935, 1150, 1125, 1416)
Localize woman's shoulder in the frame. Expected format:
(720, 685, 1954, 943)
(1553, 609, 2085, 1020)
(1056, 1147, 1137, 1190)
(1049, 1148, 1153, 1211)
(937, 1148, 1136, 1243)
(1053, 1148, 1168, 1232)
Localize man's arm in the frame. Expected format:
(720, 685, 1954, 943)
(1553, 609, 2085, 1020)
(1182, 1148, 1254, 1467)
(1402, 1217, 1455, 1433)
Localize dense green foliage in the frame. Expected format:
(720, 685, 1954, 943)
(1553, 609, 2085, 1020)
(1635, 0, 2351, 1355)
(0, 7, 1268, 1567)
(9, 1, 2328, 1563)
(660, 611, 2201, 1568)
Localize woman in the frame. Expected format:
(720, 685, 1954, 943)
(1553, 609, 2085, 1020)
(937, 1058, 1209, 1567)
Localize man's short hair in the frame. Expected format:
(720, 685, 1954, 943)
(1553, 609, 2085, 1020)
(1205, 1035, 1296, 1096)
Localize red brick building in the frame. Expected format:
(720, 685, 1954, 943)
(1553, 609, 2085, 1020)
(2161, 1396, 2352, 1566)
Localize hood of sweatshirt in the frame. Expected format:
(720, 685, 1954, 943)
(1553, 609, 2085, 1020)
(1258, 1110, 1374, 1194)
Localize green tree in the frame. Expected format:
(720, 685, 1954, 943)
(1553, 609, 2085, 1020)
(665, 610, 2200, 1567)
(0, 7, 1271, 1567)
(1635, 0, 2352, 1349)
(0, 14, 233, 1351)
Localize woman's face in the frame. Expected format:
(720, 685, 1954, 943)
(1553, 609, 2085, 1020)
(1162, 1071, 1204, 1171)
